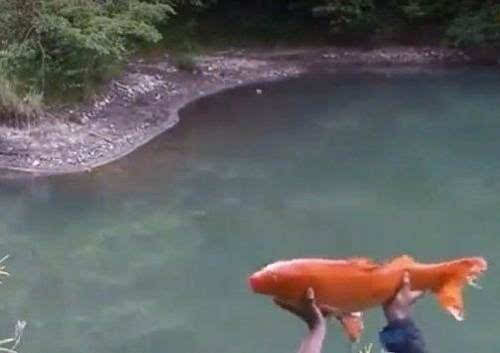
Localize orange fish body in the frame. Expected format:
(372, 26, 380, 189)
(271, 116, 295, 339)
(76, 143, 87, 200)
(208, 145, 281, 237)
(248, 255, 487, 322)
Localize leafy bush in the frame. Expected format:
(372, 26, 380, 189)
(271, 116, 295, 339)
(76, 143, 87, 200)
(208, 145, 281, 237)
(0, 76, 43, 128)
(313, 0, 376, 35)
(199, 0, 500, 47)
(160, 17, 201, 52)
(395, 0, 461, 23)
(1, 0, 499, 109)
(447, 5, 500, 47)
(0, 0, 178, 94)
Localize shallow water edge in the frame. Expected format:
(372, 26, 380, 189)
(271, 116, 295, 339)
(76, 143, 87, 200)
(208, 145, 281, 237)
(0, 46, 496, 177)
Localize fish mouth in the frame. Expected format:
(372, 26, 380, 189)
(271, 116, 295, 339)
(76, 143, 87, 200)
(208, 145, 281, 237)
(248, 273, 260, 292)
(248, 271, 277, 294)
(466, 258, 487, 289)
(467, 274, 483, 289)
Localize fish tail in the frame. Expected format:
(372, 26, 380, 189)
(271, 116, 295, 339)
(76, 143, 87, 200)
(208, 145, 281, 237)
(436, 279, 465, 321)
(435, 257, 487, 321)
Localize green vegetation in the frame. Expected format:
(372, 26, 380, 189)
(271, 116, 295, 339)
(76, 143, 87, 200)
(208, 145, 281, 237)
(359, 343, 373, 353)
(0, 0, 499, 125)
(0, 0, 178, 92)
(193, 1, 500, 46)
(0, 255, 27, 353)
(173, 1, 500, 47)
(0, 0, 192, 123)
(0, 76, 43, 128)
(447, 4, 500, 47)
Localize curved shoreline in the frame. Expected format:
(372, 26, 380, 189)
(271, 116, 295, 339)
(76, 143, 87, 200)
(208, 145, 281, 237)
(0, 78, 284, 177)
(0, 46, 496, 177)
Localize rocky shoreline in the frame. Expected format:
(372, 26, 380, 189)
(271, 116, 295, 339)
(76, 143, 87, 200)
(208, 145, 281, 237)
(0, 46, 493, 177)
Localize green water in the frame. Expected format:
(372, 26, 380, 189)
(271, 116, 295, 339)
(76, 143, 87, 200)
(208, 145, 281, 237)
(1, 68, 499, 353)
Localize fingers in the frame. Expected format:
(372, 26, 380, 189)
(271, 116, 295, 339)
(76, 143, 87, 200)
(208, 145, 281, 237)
(319, 304, 342, 320)
(273, 296, 321, 328)
(400, 271, 411, 294)
(408, 289, 425, 304)
(273, 298, 305, 318)
(302, 288, 319, 314)
(383, 271, 427, 321)
(304, 287, 324, 324)
(401, 271, 426, 304)
(395, 271, 413, 300)
(273, 288, 329, 330)
(403, 271, 410, 285)
(305, 287, 315, 302)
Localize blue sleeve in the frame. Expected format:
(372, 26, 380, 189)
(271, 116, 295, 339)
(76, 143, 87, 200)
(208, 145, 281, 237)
(379, 320, 428, 353)
(379, 327, 408, 349)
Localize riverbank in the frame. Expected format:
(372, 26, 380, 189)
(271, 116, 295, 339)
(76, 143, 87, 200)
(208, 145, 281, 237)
(0, 46, 492, 176)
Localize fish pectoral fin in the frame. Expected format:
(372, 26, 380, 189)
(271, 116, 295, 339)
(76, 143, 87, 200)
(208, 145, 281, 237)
(338, 312, 364, 342)
(436, 280, 465, 321)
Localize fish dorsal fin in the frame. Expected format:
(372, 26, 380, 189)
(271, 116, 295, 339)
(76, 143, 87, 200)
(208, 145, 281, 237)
(385, 255, 416, 268)
(345, 257, 380, 270)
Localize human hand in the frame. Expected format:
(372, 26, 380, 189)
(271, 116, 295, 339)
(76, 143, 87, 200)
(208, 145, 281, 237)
(383, 271, 425, 321)
(399, 271, 425, 305)
(274, 288, 331, 330)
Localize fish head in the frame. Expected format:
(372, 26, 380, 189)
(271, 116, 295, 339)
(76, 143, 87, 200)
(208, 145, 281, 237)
(248, 260, 300, 297)
(248, 268, 284, 295)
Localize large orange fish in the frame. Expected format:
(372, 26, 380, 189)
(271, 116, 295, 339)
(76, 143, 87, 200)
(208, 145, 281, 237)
(248, 255, 487, 341)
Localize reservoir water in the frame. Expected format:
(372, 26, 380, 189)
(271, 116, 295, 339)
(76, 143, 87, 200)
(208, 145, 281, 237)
(1, 68, 499, 353)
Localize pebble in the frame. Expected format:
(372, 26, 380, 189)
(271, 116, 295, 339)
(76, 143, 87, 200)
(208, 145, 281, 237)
(69, 113, 89, 125)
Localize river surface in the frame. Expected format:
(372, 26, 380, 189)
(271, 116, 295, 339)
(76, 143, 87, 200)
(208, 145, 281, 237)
(1, 68, 499, 353)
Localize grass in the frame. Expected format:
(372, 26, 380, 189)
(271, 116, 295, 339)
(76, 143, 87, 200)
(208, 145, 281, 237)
(0, 77, 43, 128)
(359, 343, 374, 353)
(0, 255, 26, 353)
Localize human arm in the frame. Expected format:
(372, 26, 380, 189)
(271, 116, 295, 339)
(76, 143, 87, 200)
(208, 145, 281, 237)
(274, 288, 331, 353)
(380, 271, 428, 353)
